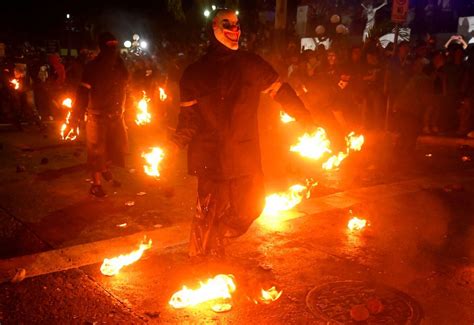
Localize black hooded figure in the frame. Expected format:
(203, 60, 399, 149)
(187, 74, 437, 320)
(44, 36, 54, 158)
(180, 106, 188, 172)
(170, 9, 314, 257)
(67, 32, 129, 197)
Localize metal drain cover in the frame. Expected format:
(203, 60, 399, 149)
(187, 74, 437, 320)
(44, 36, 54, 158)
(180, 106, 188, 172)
(306, 281, 423, 324)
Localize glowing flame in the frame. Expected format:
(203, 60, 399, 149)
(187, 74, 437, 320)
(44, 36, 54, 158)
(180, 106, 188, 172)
(142, 147, 165, 177)
(263, 184, 307, 216)
(135, 91, 151, 125)
(346, 132, 364, 151)
(280, 111, 295, 124)
(10, 79, 20, 90)
(347, 217, 367, 231)
(290, 128, 331, 160)
(321, 132, 365, 170)
(322, 151, 348, 170)
(259, 287, 283, 304)
(262, 180, 317, 216)
(100, 238, 152, 276)
(169, 274, 236, 309)
(60, 98, 79, 141)
(159, 87, 168, 102)
(62, 97, 72, 108)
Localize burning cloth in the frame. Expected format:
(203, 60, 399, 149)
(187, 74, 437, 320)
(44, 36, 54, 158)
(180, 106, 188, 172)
(171, 9, 313, 256)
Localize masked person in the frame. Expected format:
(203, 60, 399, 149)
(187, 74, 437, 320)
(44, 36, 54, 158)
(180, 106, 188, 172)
(65, 32, 129, 197)
(169, 9, 314, 257)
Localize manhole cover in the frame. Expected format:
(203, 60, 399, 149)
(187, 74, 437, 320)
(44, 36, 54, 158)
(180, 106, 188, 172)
(306, 281, 423, 324)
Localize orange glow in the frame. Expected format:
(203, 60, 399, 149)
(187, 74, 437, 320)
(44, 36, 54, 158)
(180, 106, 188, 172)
(347, 217, 367, 231)
(321, 132, 365, 170)
(259, 287, 283, 304)
(280, 111, 295, 124)
(290, 128, 331, 160)
(169, 274, 236, 309)
(263, 184, 307, 216)
(262, 180, 317, 220)
(322, 151, 348, 170)
(346, 132, 364, 151)
(159, 87, 168, 101)
(62, 97, 72, 109)
(135, 91, 151, 125)
(100, 238, 152, 276)
(10, 79, 20, 90)
(60, 98, 80, 141)
(142, 147, 165, 177)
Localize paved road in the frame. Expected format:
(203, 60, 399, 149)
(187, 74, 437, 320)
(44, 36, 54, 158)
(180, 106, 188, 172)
(0, 123, 473, 324)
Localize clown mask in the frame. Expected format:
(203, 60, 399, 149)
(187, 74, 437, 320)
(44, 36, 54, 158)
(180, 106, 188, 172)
(213, 11, 241, 50)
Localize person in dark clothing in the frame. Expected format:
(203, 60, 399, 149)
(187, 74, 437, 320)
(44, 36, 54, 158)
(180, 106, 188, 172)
(64, 32, 129, 197)
(169, 9, 314, 257)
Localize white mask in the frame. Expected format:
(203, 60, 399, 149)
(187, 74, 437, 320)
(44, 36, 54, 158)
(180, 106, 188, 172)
(212, 11, 241, 50)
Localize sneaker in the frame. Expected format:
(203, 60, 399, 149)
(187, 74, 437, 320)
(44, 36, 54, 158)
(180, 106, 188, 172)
(90, 184, 106, 198)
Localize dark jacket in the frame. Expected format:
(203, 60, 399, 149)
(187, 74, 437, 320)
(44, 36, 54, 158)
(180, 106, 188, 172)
(73, 53, 128, 119)
(173, 42, 312, 180)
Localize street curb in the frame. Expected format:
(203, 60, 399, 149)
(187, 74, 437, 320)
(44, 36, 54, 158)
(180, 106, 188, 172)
(0, 223, 190, 284)
(1, 169, 473, 283)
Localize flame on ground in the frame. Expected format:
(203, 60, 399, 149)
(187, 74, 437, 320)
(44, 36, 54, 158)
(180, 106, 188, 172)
(280, 111, 295, 124)
(100, 238, 152, 276)
(346, 132, 364, 151)
(135, 91, 151, 125)
(290, 128, 331, 160)
(169, 274, 236, 309)
(10, 79, 20, 90)
(263, 184, 307, 216)
(259, 287, 283, 304)
(159, 87, 168, 101)
(142, 147, 165, 177)
(347, 217, 367, 231)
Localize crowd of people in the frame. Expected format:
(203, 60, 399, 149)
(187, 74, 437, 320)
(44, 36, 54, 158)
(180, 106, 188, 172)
(1, 30, 473, 152)
(261, 34, 474, 152)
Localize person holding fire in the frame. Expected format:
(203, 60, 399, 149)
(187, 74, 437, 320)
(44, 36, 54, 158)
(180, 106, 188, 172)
(169, 9, 315, 257)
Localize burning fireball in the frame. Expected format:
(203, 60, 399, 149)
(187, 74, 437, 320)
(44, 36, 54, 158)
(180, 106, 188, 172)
(60, 98, 80, 141)
(258, 287, 283, 304)
(347, 217, 367, 231)
(10, 79, 20, 90)
(135, 91, 151, 125)
(280, 111, 295, 124)
(262, 179, 317, 217)
(169, 274, 236, 310)
(159, 87, 168, 102)
(100, 238, 152, 276)
(142, 147, 165, 177)
(290, 128, 331, 160)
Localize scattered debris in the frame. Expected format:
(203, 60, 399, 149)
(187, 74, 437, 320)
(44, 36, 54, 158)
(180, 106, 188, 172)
(85, 178, 92, 182)
(366, 297, 384, 314)
(350, 304, 370, 321)
(461, 156, 471, 162)
(425, 153, 432, 157)
(153, 224, 163, 228)
(116, 223, 128, 228)
(11, 268, 26, 283)
(144, 311, 160, 319)
(211, 303, 232, 313)
(125, 201, 135, 207)
(136, 191, 147, 196)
